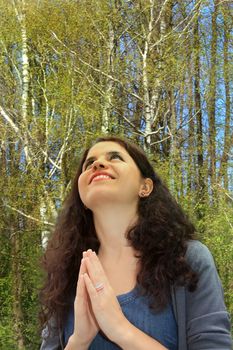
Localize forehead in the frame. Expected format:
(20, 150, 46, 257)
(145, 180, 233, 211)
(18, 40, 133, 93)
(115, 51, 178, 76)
(86, 141, 129, 158)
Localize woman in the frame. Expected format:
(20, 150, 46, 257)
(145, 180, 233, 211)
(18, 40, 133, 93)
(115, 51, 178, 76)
(40, 136, 232, 350)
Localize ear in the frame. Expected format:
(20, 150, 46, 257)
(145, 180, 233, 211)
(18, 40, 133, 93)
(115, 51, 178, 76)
(139, 178, 153, 198)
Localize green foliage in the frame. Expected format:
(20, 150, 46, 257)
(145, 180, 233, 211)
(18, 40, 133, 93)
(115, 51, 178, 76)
(0, 0, 232, 348)
(197, 201, 233, 318)
(0, 277, 17, 349)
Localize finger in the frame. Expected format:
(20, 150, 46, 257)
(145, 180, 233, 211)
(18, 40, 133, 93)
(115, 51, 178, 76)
(84, 250, 109, 291)
(85, 249, 105, 274)
(85, 250, 106, 277)
(90, 251, 106, 275)
(83, 256, 108, 288)
(76, 260, 87, 299)
(83, 272, 99, 300)
(73, 273, 88, 334)
(84, 258, 109, 296)
(75, 277, 86, 314)
(79, 257, 87, 274)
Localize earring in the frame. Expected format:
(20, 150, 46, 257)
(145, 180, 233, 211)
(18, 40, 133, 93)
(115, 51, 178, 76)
(139, 191, 146, 197)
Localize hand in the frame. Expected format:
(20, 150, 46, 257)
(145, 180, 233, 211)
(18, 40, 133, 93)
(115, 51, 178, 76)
(68, 252, 99, 348)
(82, 249, 128, 344)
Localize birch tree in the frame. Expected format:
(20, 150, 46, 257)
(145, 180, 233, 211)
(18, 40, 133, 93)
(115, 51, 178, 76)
(218, 3, 233, 190)
(0, 1, 232, 347)
(193, 2, 205, 213)
(207, 0, 218, 197)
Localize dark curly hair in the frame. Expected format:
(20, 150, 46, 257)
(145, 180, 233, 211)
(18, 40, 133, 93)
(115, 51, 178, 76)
(39, 136, 198, 331)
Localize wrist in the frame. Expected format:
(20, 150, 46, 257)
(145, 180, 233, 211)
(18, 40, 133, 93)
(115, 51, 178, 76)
(112, 320, 168, 350)
(110, 318, 133, 346)
(65, 335, 89, 350)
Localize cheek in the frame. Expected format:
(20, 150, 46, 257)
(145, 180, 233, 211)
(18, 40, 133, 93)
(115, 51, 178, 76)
(126, 167, 142, 187)
(77, 175, 86, 197)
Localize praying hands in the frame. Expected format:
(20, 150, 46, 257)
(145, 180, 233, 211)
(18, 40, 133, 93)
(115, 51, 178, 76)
(66, 249, 128, 349)
(65, 249, 167, 350)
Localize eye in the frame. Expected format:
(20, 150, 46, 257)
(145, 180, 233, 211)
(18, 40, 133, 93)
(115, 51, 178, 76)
(84, 159, 94, 170)
(110, 153, 123, 161)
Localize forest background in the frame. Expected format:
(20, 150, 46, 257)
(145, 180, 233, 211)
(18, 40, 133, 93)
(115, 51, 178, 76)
(0, 0, 232, 349)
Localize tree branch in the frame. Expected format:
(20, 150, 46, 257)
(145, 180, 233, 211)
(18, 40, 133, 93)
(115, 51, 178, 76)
(4, 203, 54, 226)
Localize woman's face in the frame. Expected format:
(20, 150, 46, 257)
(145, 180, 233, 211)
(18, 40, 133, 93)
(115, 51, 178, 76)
(78, 141, 145, 210)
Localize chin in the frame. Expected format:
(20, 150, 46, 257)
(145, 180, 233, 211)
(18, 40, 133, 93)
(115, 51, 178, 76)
(85, 192, 121, 209)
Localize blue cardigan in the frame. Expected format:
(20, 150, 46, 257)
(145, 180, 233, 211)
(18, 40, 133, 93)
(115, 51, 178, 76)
(171, 240, 232, 350)
(40, 241, 232, 350)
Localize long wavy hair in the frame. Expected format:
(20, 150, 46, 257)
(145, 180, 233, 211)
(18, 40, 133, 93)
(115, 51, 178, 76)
(39, 136, 198, 331)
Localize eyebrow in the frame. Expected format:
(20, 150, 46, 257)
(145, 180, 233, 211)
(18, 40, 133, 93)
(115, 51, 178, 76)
(83, 151, 124, 169)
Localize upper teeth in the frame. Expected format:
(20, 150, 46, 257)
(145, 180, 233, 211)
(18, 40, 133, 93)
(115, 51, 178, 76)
(93, 175, 112, 181)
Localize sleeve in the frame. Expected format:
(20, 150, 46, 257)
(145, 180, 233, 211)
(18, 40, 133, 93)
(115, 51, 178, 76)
(40, 318, 63, 350)
(185, 240, 232, 350)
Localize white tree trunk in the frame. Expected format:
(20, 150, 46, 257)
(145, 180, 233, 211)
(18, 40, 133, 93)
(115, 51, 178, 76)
(12, 0, 31, 164)
(142, 0, 155, 149)
(101, 22, 115, 134)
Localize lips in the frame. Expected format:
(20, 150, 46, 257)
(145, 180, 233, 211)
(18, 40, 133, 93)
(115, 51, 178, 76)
(89, 172, 115, 184)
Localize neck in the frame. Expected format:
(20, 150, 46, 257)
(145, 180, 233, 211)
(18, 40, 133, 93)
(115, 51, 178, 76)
(92, 204, 138, 259)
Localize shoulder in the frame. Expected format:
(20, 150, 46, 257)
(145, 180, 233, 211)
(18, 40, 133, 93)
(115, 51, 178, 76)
(185, 240, 215, 272)
(183, 240, 232, 349)
(185, 239, 212, 260)
(185, 239, 222, 300)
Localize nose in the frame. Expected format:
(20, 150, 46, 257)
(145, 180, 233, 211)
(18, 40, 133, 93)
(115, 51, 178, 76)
(92, 159, 107, 171)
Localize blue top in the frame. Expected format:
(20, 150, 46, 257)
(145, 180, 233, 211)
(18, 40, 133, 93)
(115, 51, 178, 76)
(40, 241, 232, 350)
(63, 285, 178, 350)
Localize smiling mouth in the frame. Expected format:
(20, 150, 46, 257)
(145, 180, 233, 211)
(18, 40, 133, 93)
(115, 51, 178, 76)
(91, 175, 113, 183)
